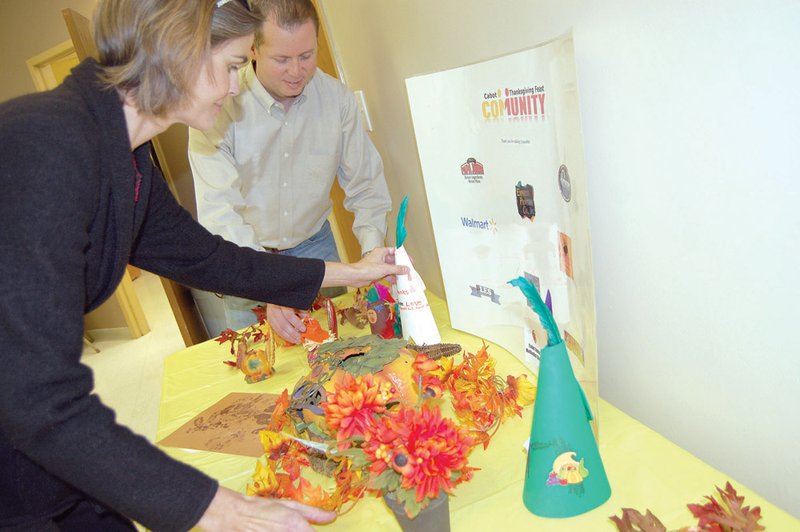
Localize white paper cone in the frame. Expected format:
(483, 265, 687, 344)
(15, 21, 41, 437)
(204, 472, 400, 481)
(395, 245, 441, 345)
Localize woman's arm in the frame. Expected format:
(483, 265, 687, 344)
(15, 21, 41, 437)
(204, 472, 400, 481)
(322, 247, 407, 288)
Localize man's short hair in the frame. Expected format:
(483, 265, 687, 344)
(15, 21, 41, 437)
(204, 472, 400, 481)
(251, 0, 320, 48)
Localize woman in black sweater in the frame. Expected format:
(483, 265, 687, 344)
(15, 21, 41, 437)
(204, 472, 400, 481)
(0, 0, 404, 530)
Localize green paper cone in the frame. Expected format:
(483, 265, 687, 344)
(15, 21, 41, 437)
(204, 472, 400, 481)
(522, 341, 611, 517)
(509, 276, 610, 518)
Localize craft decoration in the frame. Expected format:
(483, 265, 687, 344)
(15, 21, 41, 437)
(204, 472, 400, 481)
(216, 299, 336, 383)
(509, 276, 611, 518)
(610, 482, 764, 532)
(337, 283, 400, 339)
(364, 282, 400, 339)
(217, 312, 276, 383)
(247, 335, 536, 520)
(394, 196, 441, 345)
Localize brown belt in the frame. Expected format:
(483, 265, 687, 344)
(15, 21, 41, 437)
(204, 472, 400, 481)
(264, 246, 292, 253)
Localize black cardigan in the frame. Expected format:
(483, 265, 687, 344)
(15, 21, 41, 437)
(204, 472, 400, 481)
(0, 59, 324, 531)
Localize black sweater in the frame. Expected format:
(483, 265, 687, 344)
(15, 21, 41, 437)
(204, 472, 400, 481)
(0, 60, 324, 530)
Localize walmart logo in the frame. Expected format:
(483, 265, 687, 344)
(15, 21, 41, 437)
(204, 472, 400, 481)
(461, 216, 497, 233)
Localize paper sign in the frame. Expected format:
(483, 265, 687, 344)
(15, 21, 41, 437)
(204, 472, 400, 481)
(158, 392, 278, 457)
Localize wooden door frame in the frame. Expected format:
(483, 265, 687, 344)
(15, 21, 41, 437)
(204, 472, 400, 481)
(26, 39, 77, 92)
(313, 0, 364, 264)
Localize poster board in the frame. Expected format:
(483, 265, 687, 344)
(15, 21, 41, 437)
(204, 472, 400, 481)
(406, 33, 600, 420)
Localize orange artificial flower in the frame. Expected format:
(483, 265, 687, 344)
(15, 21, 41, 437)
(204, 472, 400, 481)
(323, 373, 391, 448)
(412, 352, 440, 374)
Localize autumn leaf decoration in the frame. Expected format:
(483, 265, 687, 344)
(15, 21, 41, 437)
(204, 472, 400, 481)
(249, 344, 536, 518)
(610, 482, 765, 532)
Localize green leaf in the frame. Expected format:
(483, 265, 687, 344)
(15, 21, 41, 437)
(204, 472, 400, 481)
(370, 468, 401, 492)
(396, 488, 422, 519)
(318, 336, 408, 377)
(336, 447, 370, 468)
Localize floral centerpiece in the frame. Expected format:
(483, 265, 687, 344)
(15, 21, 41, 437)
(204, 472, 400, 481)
(247, 337, 536, 521)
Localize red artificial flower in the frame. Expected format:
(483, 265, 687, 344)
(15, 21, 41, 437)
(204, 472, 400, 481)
(389, 405, 476, 503)
(362, 411, 404, 477)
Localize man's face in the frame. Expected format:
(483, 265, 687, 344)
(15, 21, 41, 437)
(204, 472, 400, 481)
(253, 17, 318, 104)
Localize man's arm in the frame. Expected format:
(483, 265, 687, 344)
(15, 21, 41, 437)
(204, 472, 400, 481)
(335, 88, 393, 254)
(188, 120, 263, 251)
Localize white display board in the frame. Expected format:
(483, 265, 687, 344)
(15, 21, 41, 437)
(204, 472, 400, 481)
(406, 33, 598, 403)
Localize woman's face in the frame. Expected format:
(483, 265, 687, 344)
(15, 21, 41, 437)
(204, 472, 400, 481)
(173, 34, 253, 131)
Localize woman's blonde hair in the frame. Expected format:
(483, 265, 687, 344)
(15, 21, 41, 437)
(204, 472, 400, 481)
(94, 0, 263, 117)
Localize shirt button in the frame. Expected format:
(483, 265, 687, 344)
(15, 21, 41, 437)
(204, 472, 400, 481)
(283, 211, 288, 216)
(284, 121, 289, 126)
(282, 182, 288, 187)
(283, 152, 289, 158)
(282, 237, 288, 242)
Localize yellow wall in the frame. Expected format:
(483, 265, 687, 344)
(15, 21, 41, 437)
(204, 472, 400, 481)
(0, 0, 98, 102)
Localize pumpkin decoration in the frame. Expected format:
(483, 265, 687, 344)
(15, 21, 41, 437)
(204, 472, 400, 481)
(287, 335, 461, 469)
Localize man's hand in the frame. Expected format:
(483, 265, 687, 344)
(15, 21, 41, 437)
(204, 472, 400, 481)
(198, 486, 336, 531)
(267, 303, 307, 344)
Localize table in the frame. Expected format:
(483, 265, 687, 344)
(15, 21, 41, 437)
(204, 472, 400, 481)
(157, 292, 798, 531)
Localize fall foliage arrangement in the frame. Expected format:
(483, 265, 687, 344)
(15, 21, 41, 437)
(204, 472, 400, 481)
(249, 339, 534, 517)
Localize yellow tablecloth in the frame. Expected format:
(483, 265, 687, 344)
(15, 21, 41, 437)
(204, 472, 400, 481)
(156, 293, 797, 530)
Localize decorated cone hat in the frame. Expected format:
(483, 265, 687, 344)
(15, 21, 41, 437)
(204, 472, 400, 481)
(395, 196, 441, 345)
(509, 277, 611, 518)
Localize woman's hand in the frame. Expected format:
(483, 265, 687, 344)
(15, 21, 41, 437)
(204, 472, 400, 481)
(322, 247, 408, 289)
(197, 486, 336, 531)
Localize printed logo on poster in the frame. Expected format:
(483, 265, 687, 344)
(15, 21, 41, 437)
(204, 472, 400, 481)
(523, 325, 541, 370)
(460, 157, 485, 183)
(469, 284, 501, 304)
(515, 181, 536, 221)
(481, 84, 547, 120)
(460, 216, 497, 233)
(558, 164, 572, 202)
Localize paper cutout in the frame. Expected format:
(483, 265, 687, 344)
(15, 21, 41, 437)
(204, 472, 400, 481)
(516, 181, 536, 221)
(510, 276, 611, 518)
(559, 232, 573, 279)
(547, 451, 589, 487)
(395, 196, 441, 345)
(158, 392, 278, 457)
(564, 330, 585, 366)
(365, 283, 399, 338)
